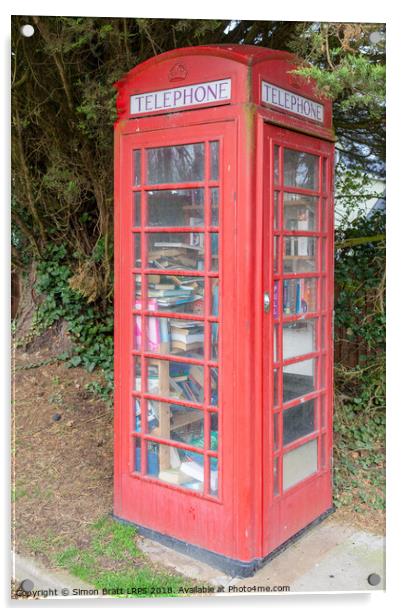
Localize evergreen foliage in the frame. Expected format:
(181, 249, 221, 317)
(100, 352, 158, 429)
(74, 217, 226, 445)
(11, 18, 385, 510)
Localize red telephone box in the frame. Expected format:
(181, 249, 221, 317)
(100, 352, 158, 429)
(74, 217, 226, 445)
(113, 44, 335, 577)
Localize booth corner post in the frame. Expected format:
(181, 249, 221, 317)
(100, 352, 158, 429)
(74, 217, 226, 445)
(113, 44, 335, 577)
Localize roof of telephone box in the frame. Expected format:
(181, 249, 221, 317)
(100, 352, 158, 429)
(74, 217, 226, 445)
(125, 44, 296, 77)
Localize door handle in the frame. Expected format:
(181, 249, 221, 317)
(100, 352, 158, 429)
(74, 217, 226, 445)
(264, 292, 270, 313)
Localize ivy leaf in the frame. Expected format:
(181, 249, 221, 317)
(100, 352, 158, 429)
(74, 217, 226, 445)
(69, 356, 82, 367)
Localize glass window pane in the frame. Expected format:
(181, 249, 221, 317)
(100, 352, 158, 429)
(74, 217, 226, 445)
(274, 324, 279, 362)
(210, 279, 219, 316)
(321, 315, 327, 350)
(274, 145, 280, 185)
(321, 238, 327, 272)
(273, 368, 279, 407)
(136, 275, 204, 315)
(209, 412, 219, 450)
(283, 237, 317, 273)
(321, 197, 327, 231)
(283, 319, 317, 360)
(273, 237, 279, 274)
(274, 191, 279, 229)
(320, 395, 327, 429)
(148, 232, 204, 271)
(210, 322, 219, 361)
(146, 441, 208, 493)
(284, 149, 319, 190)
(133, 356, 141, 390)
(210, 233, 219, 271)
(283, 278, 317, 316)
(133, 192, 141, 227)
(209, 457, 219, 496)
(133, 438, 141, 472)
(133, 397, 141, 432)
(320, 356, 327, 391)
(145, 399, 204, 441)
(210, 188, 219, 226)
(284, 193, 318, 231)
(210, 367, 218, 406)
(283, 438, 318, 491)
(320, 278, 327, 311)
(283, 399, 315, 446)
(145, 441, 160, 477)
(143, 317, 204, 359)
(133, 150, 141, 186)
(147, 143, 205, 184)
(146, 359, 204, 404)
(170, 318, 204, 357)
(283, 358, 317, 402)
(273, 413, 279, 450)
(320, 434, 327, 469)
(133, 312, 143, 351)
(273, 457, 280, 496)
(322, 159, 327, 193)
(210, 141, 219, 181)
(273, 280, 279, 320)
(147, 189, 204, 227)
(141, 399, 162, 433)
(133, 233, 141, 267)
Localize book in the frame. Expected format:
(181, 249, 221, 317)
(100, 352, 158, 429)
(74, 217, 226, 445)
(190, 365, 204, 387)
(148, 288, 193, 298)
(181, 480, 203, 491)
(157, 295, 203, 308)
(134, 299, 159, 351)
(180, 459, 218, 492)
(169, 377, 186, 398)
(135, 399, 159, 432)
(171, 341, 203, 352)
(170, 319, 202, 329)
(180, 459, 204, 483)
(171, 330, 204, 344)
(154, 242, 202, 252)
(158, 469, 194, 485)
(148, 274, 161, 283)
(152, 283, 176, 290)
(170, 446, 181, 469)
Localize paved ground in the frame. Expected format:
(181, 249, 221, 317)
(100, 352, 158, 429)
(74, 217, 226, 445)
(12, 516, 385, 598)
(138, 517, 385, 593)
(12, 551, 95, 599)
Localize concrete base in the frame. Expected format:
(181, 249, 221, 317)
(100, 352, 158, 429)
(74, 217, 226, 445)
(113, 507, 334, 577)
(135, 518, 385, 593)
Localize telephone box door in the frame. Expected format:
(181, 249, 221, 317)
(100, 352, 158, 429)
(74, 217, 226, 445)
(262, 123, 334, 554)
(115, 119, 240, 557)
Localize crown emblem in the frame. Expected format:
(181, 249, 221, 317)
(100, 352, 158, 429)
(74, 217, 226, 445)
(168, 63, 188, 82)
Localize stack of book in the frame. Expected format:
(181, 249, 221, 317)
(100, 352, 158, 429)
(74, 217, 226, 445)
(170, 319, 204, 354)
(149, 241, 204, 271)
(135, 274, 204, 313)
(169, 364, 204, 404)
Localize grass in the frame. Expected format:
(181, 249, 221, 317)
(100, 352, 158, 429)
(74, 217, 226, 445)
(11, 484, 27, 502)
(54, 516, 190, 598)
(25, 530, 66, 555)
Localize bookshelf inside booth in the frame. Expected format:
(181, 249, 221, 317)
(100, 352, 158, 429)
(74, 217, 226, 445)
(132, 139, 220, 497)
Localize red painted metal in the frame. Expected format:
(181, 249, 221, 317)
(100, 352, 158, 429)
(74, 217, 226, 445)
(114, 44, 334, 565)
